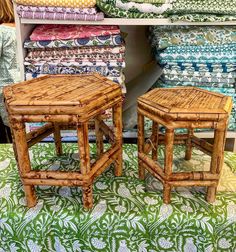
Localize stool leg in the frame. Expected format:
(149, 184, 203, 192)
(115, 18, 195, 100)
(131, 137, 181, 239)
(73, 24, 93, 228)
(185, 129, 193, 161)
(77, 122, 93, 209)
(138, 112, 145, 180)
(207, 129, 226, 203)
(152, 122, 159, 161)
(163, 128, 174, 204)
(163, 183, 171, 204)
(113, 102, 123, 177)
(95, 115, 104, 157)
(54, 123, 62, 156)
(12, 121, 37, 207)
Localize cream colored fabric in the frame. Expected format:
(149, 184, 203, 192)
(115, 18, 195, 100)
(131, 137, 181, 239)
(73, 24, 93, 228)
(14, 0, 96, 8)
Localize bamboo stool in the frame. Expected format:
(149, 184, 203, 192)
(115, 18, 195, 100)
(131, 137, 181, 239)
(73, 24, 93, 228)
(3, 74, 123, 209)
(137, 87, 232, 204)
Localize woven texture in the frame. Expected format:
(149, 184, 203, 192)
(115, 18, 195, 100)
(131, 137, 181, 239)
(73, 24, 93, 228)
(4, 74, 121, 114)
(138, 87, 232, 121)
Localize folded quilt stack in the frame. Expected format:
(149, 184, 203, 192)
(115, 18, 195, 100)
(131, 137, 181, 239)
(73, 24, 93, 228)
(15, 0, 104, 21)
(150, 25, 236, 130)
(24, 24, 126, 135)
(96, 0, 236, 21)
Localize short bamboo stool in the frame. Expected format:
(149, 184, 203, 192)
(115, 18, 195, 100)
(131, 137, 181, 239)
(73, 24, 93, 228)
(137, 87, 232, 204)
(4, 74, 123, 209)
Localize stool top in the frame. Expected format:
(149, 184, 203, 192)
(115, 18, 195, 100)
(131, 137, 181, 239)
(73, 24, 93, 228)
(138, 87, 232, 121)
(4, 74, 122, 117)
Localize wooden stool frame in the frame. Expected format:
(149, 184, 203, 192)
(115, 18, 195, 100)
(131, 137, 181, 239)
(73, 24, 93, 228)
(4, 74, 123, 209)
(137, 87, 232, 204)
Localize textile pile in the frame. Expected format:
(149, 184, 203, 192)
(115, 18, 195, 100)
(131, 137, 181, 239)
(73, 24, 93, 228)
(24, 24, 126, 134)
(96, 0, 236, 22)
(15, 0, 104, 21)
(150, 26, 236, 130)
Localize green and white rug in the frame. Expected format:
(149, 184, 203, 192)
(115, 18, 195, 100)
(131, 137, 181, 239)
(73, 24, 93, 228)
(0, 143, 235, 251)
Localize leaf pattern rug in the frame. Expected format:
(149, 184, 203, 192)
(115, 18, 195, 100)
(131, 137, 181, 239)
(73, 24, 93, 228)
(0, 143, 236, 251)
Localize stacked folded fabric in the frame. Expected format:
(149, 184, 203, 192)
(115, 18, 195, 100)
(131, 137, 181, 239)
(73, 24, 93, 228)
(15, 0, 104, 21)
(24, 24, 126, 137)
(24, 24, 126, 93)
(96, 0, 236, 22)
(150, 25, 236, 130)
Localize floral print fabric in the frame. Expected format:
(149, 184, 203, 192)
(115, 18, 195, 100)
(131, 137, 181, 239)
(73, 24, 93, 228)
(115, 0, 172, 14)
(25, 52, 125, 63)
(14, 0, 96, 8)
(29, 24, 120, 41)
(150, 26, 236, 49)
(96, 0, 236, 21)
(24, 60, 126, 68)
(0, 143, 236, 251)
(25, 65, 122, 76)
(24, 34, 124, 49)
(26, 45, 126, 60)
(164, 62, 236, 73)
(24, 25, 126, 96)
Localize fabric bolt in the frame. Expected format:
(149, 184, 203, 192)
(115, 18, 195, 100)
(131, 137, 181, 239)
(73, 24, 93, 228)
(96, 0, 165, 18)
(30, 24, 120, 41)
(14, 0, 96, 8)
(128, 0, 166, 3)
(160, 79, 235, 88)
(16, 5, 98, 14)
(163, 74, 236, 85)
(170, 0, 236, 15)
(169, 13, 236, 22)
(17, 9, 104, 21)
(150, 26, 236, 49)
(26, 45, 126, 60)
(157, 44, 236, 64)
(115, 0, 172, 14)
(24, 60, 126, 68)
(163, 69, 236, 79)
(96, 0, 236, 21)
(24, 34, 124, 49)
(164, 62, 236, 73)
(25, 53, 125, 63)
(25, 65, 122, 77)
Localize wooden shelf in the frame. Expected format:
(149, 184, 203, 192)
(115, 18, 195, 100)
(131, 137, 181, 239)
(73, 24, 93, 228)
(20, 18, 236, 26)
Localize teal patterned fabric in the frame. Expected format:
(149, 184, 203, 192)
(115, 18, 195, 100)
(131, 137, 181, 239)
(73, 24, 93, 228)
(0, 143, 236, 251)
(150, 26, 236, 49)
(164, 62, 236, 73)
(156, 44, 236, 64)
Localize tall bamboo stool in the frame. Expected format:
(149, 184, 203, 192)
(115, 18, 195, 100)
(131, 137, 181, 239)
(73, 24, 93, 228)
(3, 74, 123, 209)
(138, 87, 232, 204)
